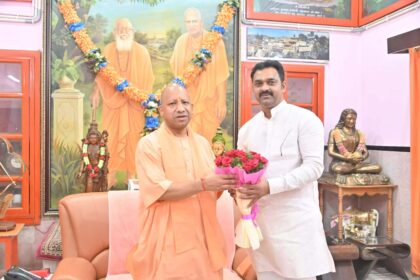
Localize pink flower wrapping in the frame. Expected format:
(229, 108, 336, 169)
(215, 150, 267, 250)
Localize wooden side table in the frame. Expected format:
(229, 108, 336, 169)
(318, 183, 396, 240)
(0, 223, 24, 270)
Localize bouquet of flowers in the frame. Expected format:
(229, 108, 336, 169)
(215, 149, 268, 250)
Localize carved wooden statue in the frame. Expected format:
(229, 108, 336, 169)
(77, 120, 109, 192)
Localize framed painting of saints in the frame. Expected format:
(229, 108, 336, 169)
(43, 0, 239, 212)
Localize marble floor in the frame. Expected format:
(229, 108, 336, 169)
(366, 266, 420, 280)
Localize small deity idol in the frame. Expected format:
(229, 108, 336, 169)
(77, 123, 109, 192)
(327, 108, 382, 175)
(211, 127, 226, 157)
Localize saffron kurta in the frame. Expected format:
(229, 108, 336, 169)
(126, 123, 227, 280)
(238, 101, 335, 278)
(95, 42, 154, 183)
(170, 31, 229, 142)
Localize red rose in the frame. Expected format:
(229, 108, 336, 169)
(214, 149, 268, 173)
(215, 156, 223, 167)
(243, 161, 254, 172)
(222, 156, 232, 167)
(224, 150, 235, 157)
(261, 157, 268, 164)
(236, 150, 247, 157)
(248, 158, 260, 169)
(238, 154, 247, 163)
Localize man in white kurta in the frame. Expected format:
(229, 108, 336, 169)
(237, 60, 334, 280)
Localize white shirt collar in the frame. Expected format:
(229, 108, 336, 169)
(262, 100, 287, 120)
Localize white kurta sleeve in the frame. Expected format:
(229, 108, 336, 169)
(268, 114, 324, 194)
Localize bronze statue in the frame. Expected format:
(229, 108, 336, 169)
(328, 108, 382, 174)
(321, 108, 389, 185)
(331, 207, 379, 239)
(211, 127, 226, 157)
(77, 122, 109, 192)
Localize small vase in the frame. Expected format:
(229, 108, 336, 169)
(58, 75, 77, 89)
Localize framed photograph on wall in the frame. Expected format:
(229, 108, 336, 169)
(245, 0, 358, 27)
(43, 0, 239, 213)
(359, 0, 418, 25)
(247, 27, 329, 63)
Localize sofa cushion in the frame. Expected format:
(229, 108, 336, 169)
(107, 191, 140, 276)
(107, 190, 236, 278)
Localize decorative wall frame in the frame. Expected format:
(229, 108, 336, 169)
(245, 0, 358, 27)
(43, 0, 239, 213)
(359, 0, 418, 25)
(245, 0, 418, 27)
(246, 27, 329, 63)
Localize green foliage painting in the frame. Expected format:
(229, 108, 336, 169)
(47, 0, 238, 211)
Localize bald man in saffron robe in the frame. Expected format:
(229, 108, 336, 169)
(126, 84, 237, 280)
(91, 18, 154, 187)
(170, 7, 229, 142)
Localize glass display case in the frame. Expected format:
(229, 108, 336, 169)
(0, 50, 41, 225)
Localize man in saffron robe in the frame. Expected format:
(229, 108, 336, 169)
(126, 84, 237, 280)
(91, 18, 154, 187)
(170, 7, 229, 142)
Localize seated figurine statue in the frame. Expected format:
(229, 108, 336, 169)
(328, 108, 381, 175)
(322, 108, 389, 185)
(212, 127, 226, 157)
(330, 207, 379, 239)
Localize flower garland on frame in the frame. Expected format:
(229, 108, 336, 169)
(57, 0, 239, 134)
(82, 140, 106, 178)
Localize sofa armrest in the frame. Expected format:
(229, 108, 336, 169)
(232, 247, 257, 280)
(53, 257, 97, 280)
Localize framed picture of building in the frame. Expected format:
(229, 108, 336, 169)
(43, 0, 239, 213)
(359, 0, 418, 25)
(245, 0, 358, 27)
(246, 27, 329, 63)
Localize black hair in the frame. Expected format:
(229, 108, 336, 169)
(250, 60, 285, 82)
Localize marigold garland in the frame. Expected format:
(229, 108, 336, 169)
(82, 141, 106, 178)
(57, 0, 239, 134)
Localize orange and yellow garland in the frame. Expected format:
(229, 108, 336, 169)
(57, 0, 239, 132)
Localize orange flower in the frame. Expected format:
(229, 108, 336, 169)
(215, 5, 235, 28)
(57, 0, 238, 133)
(58, 1, 81, 24)
(73, 30, 95, 54)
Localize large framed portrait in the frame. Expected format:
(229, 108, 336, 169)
(44, 0, 239, 213)
(358, 0, 418, 25)
(245, 0, 358, 27)
(247, 27, 329, 63)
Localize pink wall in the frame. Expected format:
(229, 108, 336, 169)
(325, 8, 419, 147)
(0, 1, 43, 50)
(242, 8, 419, 147)
(1, 1, 418, 146)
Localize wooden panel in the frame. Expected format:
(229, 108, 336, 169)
(0, 50, 41, 225)
(388, 27, 420, 54)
